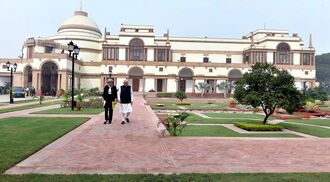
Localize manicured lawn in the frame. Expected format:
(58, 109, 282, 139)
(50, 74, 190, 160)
(0, 117, 89, 173)
(285, 119, 330, 127)
(320, 105, 330, 111)
(152, 102, 180, 109)
(204, 112, 275, 120)
(279, 122, 330, 137)
(1, 173, 330, 182)
(0, 101, 62, 114)
(151, 102, 227, 109)
(185, 114, 263, 124)
(182, 125, 300, 137)
(184, 102, 227, 109)
(32, 108, 104, 115)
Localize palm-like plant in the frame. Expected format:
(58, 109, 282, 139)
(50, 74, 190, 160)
(194, 82, 211, 97)
(216, 80, 235, 99)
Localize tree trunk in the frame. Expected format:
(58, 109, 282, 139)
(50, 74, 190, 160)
(224, 89, 227, 99)
(263, 114, 270, 124)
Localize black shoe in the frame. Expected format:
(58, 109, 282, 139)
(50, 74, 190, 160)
(104, 121, 108, 124)
(121, 121, 125, 125)
(108, 121, 112, 124)
(126, 118, 130, 123)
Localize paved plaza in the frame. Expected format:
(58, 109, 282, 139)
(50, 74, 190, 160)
(3, 94, 330, 174)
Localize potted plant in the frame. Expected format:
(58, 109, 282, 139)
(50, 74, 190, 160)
(76, 93, 85, 111)
(228, 97, 237, 108)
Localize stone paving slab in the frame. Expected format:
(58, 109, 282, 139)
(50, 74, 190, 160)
(5, 94, 330, 174)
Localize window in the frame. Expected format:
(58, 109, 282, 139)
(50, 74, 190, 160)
(305, 71, 309, 75)
(203, 57, 209, 63)
(244, 53, 250, 64)
(226, 58, 232, 64)
(154, 49, 166, 61)
(302, 53, 311, 65)
(135, 29, 139, 32)
(45, 46, 53, 53)
(276, 43, 290, 64)
(27, 46, 33, 59)
(209, 69, 213, 73)
(129, 38, 144, 61)
(180, 57, 186, 62)
(103, 47, 119, 60)
(159, 67, 164, 72)
(255, 52, 264, 63)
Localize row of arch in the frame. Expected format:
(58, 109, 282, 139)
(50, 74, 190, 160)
(127, 66, 242, 81)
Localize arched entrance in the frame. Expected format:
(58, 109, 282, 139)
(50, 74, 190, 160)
(41, 62, 58, 96)
(23, 66, 32, 88)
(128, 67, 144, 92)
(228, 69, 242, 93)
(178, 68, 194, 92)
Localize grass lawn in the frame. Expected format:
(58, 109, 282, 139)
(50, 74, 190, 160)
(320, 105, 330, 111)
(0, 117, 89, 173)
(285, 119, 330, 127)
(279, 122, 330, 138)
(185, 114, 264, 124)
(181, 125, 300, 138)
(151, 102, 227, 109)
(1, 173, 330, 182)
(0, 101, 62, 114)
(204, 112, 275, 120)
(32, 108, 104, 115)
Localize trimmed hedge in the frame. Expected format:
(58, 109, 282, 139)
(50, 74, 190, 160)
(176, 102, 191, 105)
(234, 122, 283, 131)
(156, 92, 174, 98)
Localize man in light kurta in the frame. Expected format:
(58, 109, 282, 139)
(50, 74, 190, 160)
(117, 80, 133, 124)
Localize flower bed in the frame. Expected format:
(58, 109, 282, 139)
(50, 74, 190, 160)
(234, 122, 283, 131)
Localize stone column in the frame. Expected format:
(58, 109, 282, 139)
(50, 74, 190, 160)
(32, 69, 42, 95)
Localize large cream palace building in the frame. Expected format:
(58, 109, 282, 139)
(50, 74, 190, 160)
(0, 11, 316, 95)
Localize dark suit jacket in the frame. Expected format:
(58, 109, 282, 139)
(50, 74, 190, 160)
(103, 85, 117, 103)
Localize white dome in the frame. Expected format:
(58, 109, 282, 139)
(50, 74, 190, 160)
(57, 11, 101, 38)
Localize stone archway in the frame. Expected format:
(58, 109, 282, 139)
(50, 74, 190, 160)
(178, 68, 194, 92)
(228, 69, 242, 93)
(41, 62, 58, 96)
(128, 67, 144, 92)
(23, 65, 32, 88)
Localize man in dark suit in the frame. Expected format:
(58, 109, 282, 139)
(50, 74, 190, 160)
(103, 79, 117, 124)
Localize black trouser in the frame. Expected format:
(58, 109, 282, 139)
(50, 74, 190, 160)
(104, 102, 113, 123)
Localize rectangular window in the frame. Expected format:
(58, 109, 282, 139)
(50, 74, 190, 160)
(226, 58, 232, 64)
(103, 47, 119, 60)
(154, 49, 166, 61)
(45, 46, 53, 53)
(180, 57, 186, 62)
(255, 52, 264, 63)
(203, 57, 209, 63)
(27, 46, 33, 59)
(302, 53, 311, 65)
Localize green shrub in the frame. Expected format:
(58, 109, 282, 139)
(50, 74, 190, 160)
(175, 91, 187, 102)
(305, 87, 328, 101)
(159, 112, 190, 136)
(175, 102, 191, 105)
(80, 98, 103, 108)
(156, 92, 173, 98)
(234, 122, 283, 131)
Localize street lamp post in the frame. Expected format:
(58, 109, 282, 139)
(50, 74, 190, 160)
(6, 61, 17, 104)
(67, 41, 80, 111)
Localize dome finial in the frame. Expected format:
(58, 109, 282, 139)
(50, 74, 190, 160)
(80, 0, 83, 11)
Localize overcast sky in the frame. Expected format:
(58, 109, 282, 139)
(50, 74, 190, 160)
(0, 0, 329, 58)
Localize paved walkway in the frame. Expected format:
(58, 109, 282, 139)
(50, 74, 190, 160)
(5, 94, 330, 174)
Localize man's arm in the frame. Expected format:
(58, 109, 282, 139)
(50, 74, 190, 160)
(102, 86, 107, 100)
(114, 86, 118, 101)
(130, 86, 134, 103)
(117, 86, 121, 102)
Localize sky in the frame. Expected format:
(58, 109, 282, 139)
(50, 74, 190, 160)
(0, 0, 329, 58)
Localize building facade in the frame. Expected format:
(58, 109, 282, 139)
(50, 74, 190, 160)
(0, 11, 316, 95)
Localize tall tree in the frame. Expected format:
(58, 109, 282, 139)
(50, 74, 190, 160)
(234, 63, 303, 124)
